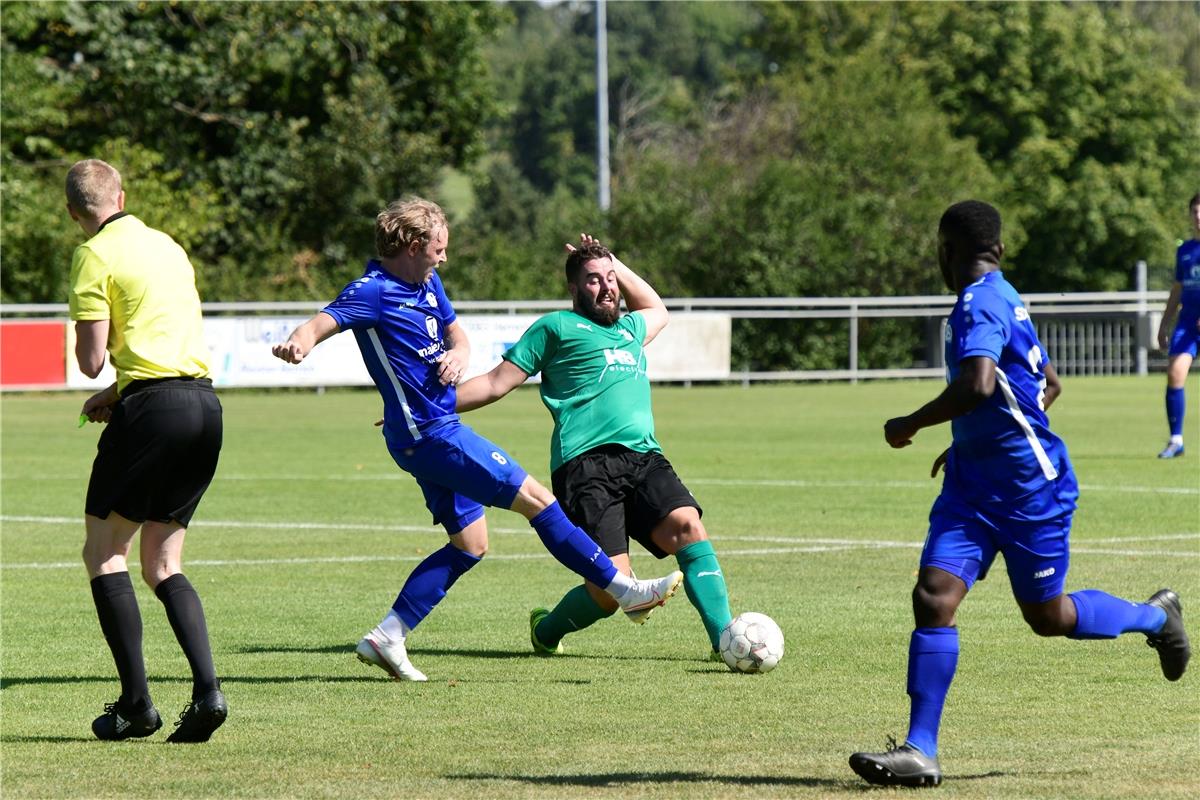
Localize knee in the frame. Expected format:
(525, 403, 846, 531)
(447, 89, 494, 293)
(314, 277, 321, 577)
(459, 542, 488, 559)
(912, 583, 957, 627)
(140, 561, 174, 589)
(513, 476, 556, 518)
(657, 511, 707, 553)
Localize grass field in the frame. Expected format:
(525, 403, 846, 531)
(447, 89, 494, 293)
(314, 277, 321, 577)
(2, 378, 1197, 799)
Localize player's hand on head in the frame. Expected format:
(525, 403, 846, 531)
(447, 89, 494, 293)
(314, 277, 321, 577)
(931, 447, 950, 478)
(565, 233, 602, 254)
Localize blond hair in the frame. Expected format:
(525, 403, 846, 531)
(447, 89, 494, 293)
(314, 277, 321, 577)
(65, 159, 123, 217)
(375, 197, 447, 258)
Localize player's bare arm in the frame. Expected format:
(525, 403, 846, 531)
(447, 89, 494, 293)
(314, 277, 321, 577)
(457, 360, 530, 413)
(884, 356, 996, 448)
(1042, 363, 1063, 410)
(436, 319, 470, 386)
(273, 311, 340, 364)
(1157, 281, 1182, 350)
(74, 319, 110, 379)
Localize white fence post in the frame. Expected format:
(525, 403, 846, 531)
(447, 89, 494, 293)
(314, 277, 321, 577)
(1136, 260, 1148, 376)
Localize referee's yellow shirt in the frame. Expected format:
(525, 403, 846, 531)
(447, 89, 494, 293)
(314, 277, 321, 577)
(68, 215, 211, 393)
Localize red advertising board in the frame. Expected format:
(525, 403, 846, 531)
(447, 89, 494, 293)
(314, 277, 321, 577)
(0, 320, 66, 388)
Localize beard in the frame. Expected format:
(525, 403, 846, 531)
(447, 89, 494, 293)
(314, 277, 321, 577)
(576, 290, 620, 325)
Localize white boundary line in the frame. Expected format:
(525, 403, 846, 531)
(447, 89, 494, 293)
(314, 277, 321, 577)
(2, 515, 1195, 569)
(4, 474, 1197, 496)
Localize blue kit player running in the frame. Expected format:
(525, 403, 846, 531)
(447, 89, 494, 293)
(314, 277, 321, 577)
(849, 201, 1191, 788)
(1154, 192, 1200, 459)
(272, 198, 682, 681)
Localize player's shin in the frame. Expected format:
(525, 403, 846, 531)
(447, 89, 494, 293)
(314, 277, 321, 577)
(676, 540, 732, 651)
(536, 584, 616, 648)
(391, 543, 482, 630)
(91, 572, 152, 711)
(528, 502, 619, 587)
(1067, 589, 1167, 639)
(905, 627, 959, 759)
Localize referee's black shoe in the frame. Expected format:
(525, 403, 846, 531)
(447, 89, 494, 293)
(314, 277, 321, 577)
(92, 699, 162, 741)
(166, 687, 228, 743)
(850, 738, 943, 787)
(1146, 589, 1190, 682)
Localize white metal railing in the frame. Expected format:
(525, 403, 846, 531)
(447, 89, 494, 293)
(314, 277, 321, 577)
(1, 287, 1172, 382)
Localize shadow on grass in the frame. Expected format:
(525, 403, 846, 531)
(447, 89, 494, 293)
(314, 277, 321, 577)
(0, 674, 391, 689)
(449, 770, 847, 789)
(2, 734, 95, 744)
(449, 769, 1019, 790)
(236, 642, 703, 663)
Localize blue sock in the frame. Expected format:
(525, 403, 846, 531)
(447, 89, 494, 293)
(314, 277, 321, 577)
(392, 544, 481, 630)
(529, 502, 618, 588)
(1166, 387, 1185, 438)
(1068, 589, 1167, 640)
(905, 627, 959, 759)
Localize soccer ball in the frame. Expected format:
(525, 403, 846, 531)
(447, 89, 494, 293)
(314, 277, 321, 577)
(719, 612, 785, 674)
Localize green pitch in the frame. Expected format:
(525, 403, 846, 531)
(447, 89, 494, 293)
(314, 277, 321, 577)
(2, 378, 1197, 799)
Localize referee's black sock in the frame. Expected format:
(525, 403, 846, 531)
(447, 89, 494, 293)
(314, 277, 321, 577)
(155, 573, 219, 699)
(90, 572, 152, 712)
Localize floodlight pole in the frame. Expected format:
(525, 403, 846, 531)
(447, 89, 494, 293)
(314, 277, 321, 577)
(596, 0, 611, 211)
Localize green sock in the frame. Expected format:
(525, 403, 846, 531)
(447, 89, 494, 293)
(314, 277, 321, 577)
(677, 539, 732, 651)
(535, 584, 615, 647)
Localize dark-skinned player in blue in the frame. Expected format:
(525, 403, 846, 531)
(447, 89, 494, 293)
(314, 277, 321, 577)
(849, 200, 1190, 788)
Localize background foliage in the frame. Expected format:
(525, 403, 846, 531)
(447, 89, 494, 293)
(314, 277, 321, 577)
(3, 1, 1197, 367)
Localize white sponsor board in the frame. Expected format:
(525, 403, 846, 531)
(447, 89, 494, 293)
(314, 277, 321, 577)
(65, 312, 731, 389)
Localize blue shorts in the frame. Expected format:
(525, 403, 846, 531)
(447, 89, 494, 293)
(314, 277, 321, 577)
(387, 421, 528, 535)
(922, 494, 1072, 604)
(1167, 320, 1199, 358)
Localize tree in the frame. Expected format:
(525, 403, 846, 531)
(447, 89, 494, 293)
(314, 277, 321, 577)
(747, 1, 1200, 291)
(609, 46, 1001, 370)
(2, 1, 504, 302)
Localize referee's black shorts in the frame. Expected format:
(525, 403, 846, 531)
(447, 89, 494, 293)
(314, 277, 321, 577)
(86, 377, 222, 527)
(551, 444, 701, 560)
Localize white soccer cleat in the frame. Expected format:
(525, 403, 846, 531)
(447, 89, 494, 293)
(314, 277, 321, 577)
(619, 570, 684, 625)
(355, 634, 428, 682)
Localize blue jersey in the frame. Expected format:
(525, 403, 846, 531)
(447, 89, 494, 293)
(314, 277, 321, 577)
(322, 262, 458, 447)
(941, 271, 1078, 521)
(1174, 239, 1200, 325)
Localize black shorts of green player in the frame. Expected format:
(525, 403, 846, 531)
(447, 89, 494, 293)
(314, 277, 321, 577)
(551, 444, 700, 559)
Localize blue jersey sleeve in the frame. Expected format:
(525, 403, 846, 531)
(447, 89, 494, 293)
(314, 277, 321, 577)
(323, 275, 382, 331)
(958, 286, 1009, 363)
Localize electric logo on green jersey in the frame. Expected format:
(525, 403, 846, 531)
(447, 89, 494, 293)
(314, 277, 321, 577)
(603, 348, 637, 366)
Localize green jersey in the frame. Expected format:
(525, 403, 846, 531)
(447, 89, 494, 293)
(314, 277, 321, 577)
(504, 309, 660, 472)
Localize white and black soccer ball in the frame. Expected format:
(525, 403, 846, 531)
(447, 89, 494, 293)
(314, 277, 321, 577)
(719, 612, 784, 674)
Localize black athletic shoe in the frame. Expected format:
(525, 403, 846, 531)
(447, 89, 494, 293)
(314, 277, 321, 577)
(92, 699, 162, 741)
(850, 737, 943, 788)
(1146, 589, 1190, 682)
(166, 688, 228, 743)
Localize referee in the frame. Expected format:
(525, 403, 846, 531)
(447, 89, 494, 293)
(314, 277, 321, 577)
(67, 159, 226, 743)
